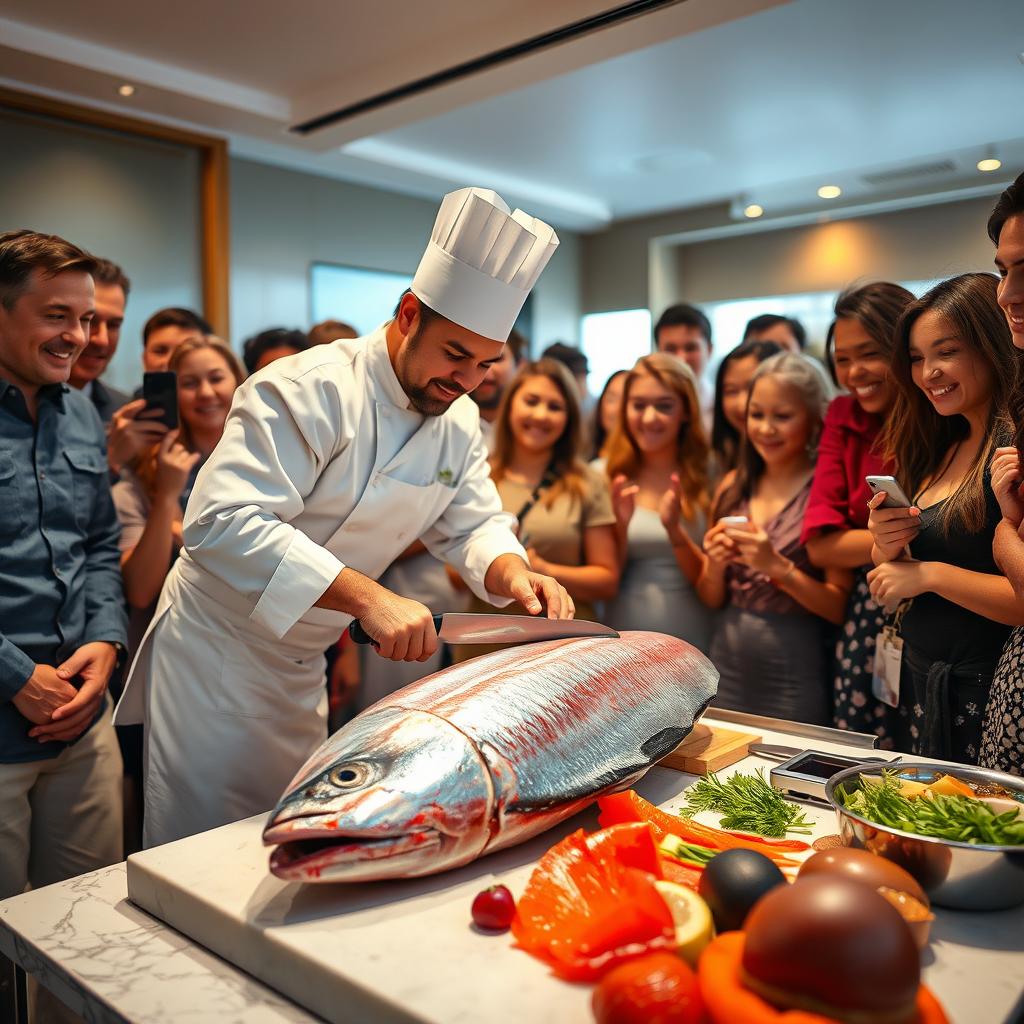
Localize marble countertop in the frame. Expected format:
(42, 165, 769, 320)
(2, 712, 1023, 1024)
(0, 862, 319, 1023)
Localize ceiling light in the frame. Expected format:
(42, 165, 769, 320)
(977, 157, 1002, 172)
(743, 204, 764, 219)
(817, 185, 842, 200)
(117, 84, 135, 97)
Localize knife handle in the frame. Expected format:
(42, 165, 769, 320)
(348, 614, 444, 646)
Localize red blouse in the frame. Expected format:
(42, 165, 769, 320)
(801, 395, 889, 544)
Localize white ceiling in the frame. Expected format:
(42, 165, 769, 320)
(1, 0, 1022, 231)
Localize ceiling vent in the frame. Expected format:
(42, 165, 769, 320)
(861, 160, 958, 187)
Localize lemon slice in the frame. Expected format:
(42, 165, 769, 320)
(654, 879, 714, 967)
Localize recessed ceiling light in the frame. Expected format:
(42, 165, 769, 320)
(977, 157, 1002, 172)
(117, 83, 135, 97)
(817, 185, 842, 200)
(744, 204, 764, 219)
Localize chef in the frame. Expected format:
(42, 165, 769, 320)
(115, 187, 573, 848)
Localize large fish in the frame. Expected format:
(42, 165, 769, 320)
(262, 630, 717, 882)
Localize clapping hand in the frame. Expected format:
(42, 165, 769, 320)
(658, 473, 686, 545)
(610, 475, 639, 529)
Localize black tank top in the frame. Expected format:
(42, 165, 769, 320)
(901, 476, 1010, 668)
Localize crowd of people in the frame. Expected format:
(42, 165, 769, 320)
(2, 174, 1024, 991)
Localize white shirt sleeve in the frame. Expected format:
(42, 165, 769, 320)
(421, 427, 526, 606)
(182, 374, 346, 639)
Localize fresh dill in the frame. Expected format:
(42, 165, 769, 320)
(678, 770, 813, 838)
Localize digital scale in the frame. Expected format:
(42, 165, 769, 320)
(768, 749, 892, 803)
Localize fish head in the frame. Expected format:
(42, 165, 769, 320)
(262, 706, 494, 882)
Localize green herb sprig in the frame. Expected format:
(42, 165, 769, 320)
(678, 770, 813, 838)
(839, 771, 1024, 846)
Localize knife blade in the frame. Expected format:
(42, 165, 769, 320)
(348, 612, 619, 646)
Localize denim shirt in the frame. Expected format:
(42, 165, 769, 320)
(0, 380, 128, 763)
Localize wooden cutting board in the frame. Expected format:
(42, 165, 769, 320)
(659, 723, 762, 775)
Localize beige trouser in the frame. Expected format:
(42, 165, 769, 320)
(0, 703, 123, 898)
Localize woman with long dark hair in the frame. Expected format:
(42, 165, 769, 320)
(590, 369, 628, 462)
(699, 353, 849, 723)
(982, 171, 1024, 775)
(710, 339, 783, 475)
(603, 353, 714, 649)
(867, 273, 1024, 764)
(452, 358, 619, 661)
(802, 283, 914, 745)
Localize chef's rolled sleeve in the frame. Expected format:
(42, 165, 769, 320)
(182, 376, 349, 640)
(252, 530, 345, 638)
(422, 433, 526, 606)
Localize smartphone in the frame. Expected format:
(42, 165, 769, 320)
(142, 371, 178, 430)
(866, 475, 913, 509)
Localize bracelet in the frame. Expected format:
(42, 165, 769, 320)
(771, 559, 796, 584)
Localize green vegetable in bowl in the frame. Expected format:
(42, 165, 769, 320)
(838, 771, 1024, 846)
(678, 770, 813, 839)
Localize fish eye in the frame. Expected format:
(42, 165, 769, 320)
(328, 763, 369, 789)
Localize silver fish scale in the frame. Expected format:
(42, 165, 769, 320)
(385, 630, 717, 810)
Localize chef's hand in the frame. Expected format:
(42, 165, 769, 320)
(486, 554, 575, 620)
(867, 491, 921, 563)
(29, 642, 119, 742)
(359, 593, 438, 663)
(108, 399, 169, 475)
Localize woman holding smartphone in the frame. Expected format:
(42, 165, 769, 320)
(867, 273, 1023, 764)
(451, 358, 619, 662)
(114, 337, 245, 650)
(698, 353, 850, 724)
(801, 283, 914, 745)
(603, 353, 713, 650)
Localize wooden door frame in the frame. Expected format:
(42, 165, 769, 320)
(0, 86, 230, 336)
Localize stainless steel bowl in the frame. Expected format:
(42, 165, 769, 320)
(824, 761, 1024, 911)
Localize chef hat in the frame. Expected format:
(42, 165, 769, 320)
(410, 187, 559, 342)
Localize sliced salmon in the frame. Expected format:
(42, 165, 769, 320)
(511, 821, 676, 982)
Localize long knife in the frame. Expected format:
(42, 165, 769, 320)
(349, 612, 619, 646)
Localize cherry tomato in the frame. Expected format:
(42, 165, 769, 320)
(592, 952, 704, 1024)
(471, 884, 516, 931)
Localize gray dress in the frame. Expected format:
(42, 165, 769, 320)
(605, 505, 714, 653)
(710, 481, 830, 725)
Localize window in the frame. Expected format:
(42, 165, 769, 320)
(580, 309, 652, 397)
(310, 263, 411, 336)
(701, 279, 937, 370)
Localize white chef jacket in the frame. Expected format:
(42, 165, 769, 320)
(182, 323, 524, 644)
(115, 324, 526, 846)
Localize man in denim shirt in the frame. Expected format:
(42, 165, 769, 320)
(0, 230, 128, 904)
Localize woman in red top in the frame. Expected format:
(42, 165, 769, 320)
(802, 283, 914, 744)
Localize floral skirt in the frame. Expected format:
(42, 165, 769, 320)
(980, 625, 1024, 777)
(832, 569, 898, 748)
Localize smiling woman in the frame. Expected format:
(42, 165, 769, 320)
(451, 358, 619, 662)
(868, 273, 1024, 764)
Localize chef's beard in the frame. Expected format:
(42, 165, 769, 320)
(396, 326, 467, 416)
